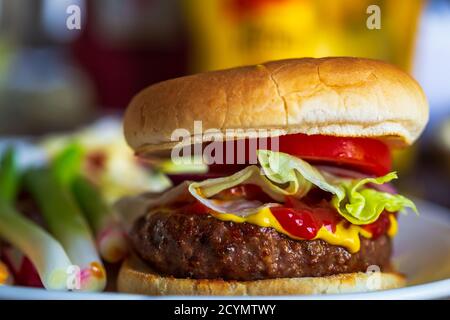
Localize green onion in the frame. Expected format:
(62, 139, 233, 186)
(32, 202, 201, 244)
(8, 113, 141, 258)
(72, 176, 128, 263)
(0, 201, 72, 289)
(51, 142, 84, 186)
(24, 168, 106, 292)
(0, 148, 72, 290)
(0, 147, 20, 203)
(51, 143, 128, 262)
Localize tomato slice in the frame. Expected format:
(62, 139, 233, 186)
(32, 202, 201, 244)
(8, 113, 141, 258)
(208, 134, 391, 176)
(276, 134, 392, 176)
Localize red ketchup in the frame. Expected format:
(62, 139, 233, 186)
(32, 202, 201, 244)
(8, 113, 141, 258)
(183, 185, 392, 240)
(271, 196, 341, 239)
(363, 211, 392, 239)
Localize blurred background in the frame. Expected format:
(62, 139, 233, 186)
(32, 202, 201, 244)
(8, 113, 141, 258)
(0, 0, 449, 207)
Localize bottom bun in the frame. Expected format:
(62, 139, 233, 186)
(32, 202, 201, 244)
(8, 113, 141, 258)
(117, 255, 406, 296)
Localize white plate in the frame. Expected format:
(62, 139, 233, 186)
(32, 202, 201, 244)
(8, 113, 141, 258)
(0, 198, 449, 300)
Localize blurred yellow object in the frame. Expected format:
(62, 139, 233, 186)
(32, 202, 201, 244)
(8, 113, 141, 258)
(184, 0, 425, 174)
(0, 260, 11, 285)
(183, 0, 424, 72)
(392, 147, 418, 175)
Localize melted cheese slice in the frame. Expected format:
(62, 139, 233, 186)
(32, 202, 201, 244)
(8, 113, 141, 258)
(212, 208, 398, 253)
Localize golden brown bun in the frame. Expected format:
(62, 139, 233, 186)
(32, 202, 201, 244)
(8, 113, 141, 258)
(124, 57, 428, 155)
(117, 255, 406, 296)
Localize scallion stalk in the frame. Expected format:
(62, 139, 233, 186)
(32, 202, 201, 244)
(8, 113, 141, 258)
(0, 202, 72, 289)
(24, 168, 106, 292)
(0, 148, 72, 290)
(72, 176, 128, 263)
(0, 147, 19, 203)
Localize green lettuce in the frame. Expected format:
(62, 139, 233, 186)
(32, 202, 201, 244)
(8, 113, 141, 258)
(258, 150, 417, 225)
(257, 149, 343, 198)
(186, 149, 417, 224)
(188, 152, 326, 214)
(156, 156, 208, 174)
(332, 173, 417, 224)
(188, 165, 302, 215)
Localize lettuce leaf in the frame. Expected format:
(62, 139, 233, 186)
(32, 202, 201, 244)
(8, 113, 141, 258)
(257, 150, 343, 198)
(189, 167, 277, 215)
(188, 163, 315, 215)
(331, 173, 417, 224)
(186, 149, 417, 224)
(259, 150, 417, 225)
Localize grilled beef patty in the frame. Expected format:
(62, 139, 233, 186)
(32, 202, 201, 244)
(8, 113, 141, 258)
(130, 211, 391, 281)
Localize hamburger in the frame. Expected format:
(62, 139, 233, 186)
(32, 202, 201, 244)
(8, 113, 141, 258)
(117, 57, 428, 295)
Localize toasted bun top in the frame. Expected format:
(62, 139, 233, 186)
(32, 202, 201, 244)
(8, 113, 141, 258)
(124, 57, 428, 155)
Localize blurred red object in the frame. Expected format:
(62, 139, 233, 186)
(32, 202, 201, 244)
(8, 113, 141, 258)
(1, 247, 43, 288)
(70, 0, 188, 109)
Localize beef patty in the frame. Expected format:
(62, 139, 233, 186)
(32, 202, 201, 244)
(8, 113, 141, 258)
(130, 211, 391, 281)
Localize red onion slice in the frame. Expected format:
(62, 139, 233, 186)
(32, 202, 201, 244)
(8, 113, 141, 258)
(317, 165, 397, 194)
(315, 165, 372, 179)
(368, 182, 397, 194)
